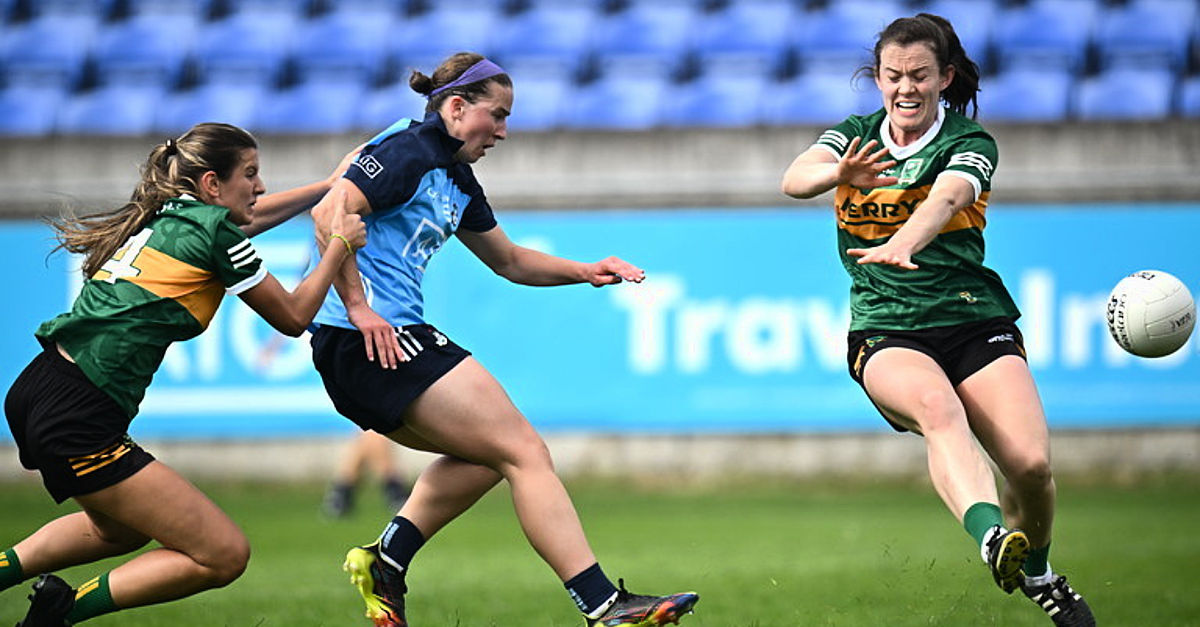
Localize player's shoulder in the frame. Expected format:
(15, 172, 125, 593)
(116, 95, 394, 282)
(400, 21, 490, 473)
(941, 109, 995, 144)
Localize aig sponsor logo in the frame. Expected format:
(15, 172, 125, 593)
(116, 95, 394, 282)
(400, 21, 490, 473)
(354, 154, 385, 178)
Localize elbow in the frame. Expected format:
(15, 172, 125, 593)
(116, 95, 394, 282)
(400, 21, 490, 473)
(272, 316, 307, 338)
(781, 178, 817, 200)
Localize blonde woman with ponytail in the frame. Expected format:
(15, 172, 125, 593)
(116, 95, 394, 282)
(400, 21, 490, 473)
(2, 122, 366, 627)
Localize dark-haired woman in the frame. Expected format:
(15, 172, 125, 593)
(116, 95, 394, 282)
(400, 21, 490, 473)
(306, 52, 698, 627)
(2, 122, 366, 626)
(781, 14, 1094, 627)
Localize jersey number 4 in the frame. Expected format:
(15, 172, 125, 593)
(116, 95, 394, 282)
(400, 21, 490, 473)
(98, 229, 154, 284)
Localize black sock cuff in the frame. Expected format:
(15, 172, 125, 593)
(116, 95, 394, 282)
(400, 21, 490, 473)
(380, 516, 426, 571)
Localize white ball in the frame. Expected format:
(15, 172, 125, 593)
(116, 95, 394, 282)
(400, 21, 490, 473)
(1106, 270, 1196, 358)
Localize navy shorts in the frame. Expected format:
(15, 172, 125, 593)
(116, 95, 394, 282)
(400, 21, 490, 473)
(5, 345, 155, 503)
(846, 317, 1028, 432)
(311, 324, 471, 434)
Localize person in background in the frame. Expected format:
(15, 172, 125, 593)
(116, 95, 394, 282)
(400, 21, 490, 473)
(323, 431, 412, 518)
(2, 123, 366, 627)
(780, 14, 1094, 627)
(306, 52, 699, 627)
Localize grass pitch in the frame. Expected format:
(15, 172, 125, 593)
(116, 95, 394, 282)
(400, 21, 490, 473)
(1, 473, 1198, 626)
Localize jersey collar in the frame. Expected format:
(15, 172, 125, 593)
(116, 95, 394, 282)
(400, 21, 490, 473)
(880, 106, 945, 160)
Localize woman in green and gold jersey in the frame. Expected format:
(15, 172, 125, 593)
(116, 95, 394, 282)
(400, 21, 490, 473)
(782, 14, 1093, 627)
(2, 123, 365, 626)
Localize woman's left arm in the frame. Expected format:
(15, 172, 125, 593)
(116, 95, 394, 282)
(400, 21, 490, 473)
(457, 225, 645, 287)
(241, 144, 364, 237)
(847, 175, 977, 270)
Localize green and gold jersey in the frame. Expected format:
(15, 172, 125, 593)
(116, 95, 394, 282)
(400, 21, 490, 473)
(36, 197, 267, 417)
(812, 106, 1020, 332)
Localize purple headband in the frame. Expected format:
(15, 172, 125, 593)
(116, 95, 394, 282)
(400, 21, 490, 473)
(428, 59, 507, 98)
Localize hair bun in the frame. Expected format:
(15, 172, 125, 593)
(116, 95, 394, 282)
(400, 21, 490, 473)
(164, 138, 178, 156)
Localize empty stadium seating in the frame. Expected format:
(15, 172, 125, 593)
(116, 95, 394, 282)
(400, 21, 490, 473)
(0, 0, 1196, 135)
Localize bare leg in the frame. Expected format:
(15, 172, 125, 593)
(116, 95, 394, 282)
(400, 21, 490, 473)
(959, 356, 1056, 548)
(394, 357, 597, 581)
(42, 462, 249, 609)
(863, 348, 1000, 521)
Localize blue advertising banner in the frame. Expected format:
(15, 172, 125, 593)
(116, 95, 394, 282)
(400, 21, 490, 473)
(1, 204, 1197, 439)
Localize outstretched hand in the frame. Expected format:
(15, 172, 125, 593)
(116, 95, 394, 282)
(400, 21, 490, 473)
(846, 240, 919, 270)
(838, 137, 899, 190)
(587, 256, 645, 287)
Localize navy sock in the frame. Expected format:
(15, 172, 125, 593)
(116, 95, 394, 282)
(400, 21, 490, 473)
(565, 563, 618, 617)
(379, 516, 425, 572)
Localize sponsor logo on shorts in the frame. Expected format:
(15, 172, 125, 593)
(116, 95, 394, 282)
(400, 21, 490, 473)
(988, 333, 1015, 344)
(959, 291, 978, 304)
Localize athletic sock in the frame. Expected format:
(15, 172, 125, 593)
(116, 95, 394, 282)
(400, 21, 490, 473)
(378, 516, 425, 572)
(1024, 543, 1051, 578)
(66, 573, 118, 624)
(565, 562, 619, 618)
(963, 502, 1005, 548)
(0, 548, 24, 592)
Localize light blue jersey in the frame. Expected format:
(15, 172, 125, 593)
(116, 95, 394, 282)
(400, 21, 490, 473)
(312, 112, 497, 329)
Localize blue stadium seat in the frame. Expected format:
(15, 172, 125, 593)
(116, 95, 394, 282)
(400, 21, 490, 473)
(589, 4, 700, 80)
(154, 83, 266, 134)
(991, 0, 1096, 72)
(190, 13, 292, 86)
(504, 74, 571, 131)
(121, 0, 211, 18)
(761, 72, 871, 126)
(0, 85, 67, 136)
(1178, 75, 1200, 118)
(23, 0, 113, 18)
(1093, 0, 1194, 72)
(976, 68, 1073, 122)
(253, 79, 368, 134)
(668, 75, 768, 128)
(488, 5, 598, 80)
(912, 0, 998, 72)
(791, 3, 908, 76)
(388, 5, 502, 76)
(560, 75, 668, 130)
(90, 14, 197, 88)
(0, 14, 97, 89)
(56, 85, 165, 135)
(289, 10, 395, 85)
(1074, 68, 1176, 121)
(355, 81, 431, 133)
(689, 1, 797, 80)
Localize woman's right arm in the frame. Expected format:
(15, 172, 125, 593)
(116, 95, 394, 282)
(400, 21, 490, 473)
(238, 190, 366, 337)
(781, 137, 898, 199)
(309, 179, 406, 370)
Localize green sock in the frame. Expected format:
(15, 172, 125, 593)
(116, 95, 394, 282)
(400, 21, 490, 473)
(962, 502, 1004, 546)
(1024, 543, 1051, 577)
(66, 573, 119, 624)
(0, 548, 24, 592)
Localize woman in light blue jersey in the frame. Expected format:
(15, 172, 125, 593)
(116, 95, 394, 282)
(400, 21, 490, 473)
(306, 52, 698, 627)
(780, 14, 1093, 627)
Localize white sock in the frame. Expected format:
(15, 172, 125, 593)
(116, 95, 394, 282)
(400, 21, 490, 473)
(980, 525, 1005, 563)
(1025, 567, 1055, 588)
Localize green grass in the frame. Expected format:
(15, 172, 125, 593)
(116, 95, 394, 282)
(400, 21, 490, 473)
(2, 474, 1199, 626)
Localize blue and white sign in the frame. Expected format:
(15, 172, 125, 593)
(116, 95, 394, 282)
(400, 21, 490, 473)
(1, 204, 1197, 439)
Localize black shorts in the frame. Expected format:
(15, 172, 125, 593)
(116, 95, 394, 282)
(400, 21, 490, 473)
(311, 324, 471, 434)
(5, 345, 155, 503)
(846, 317, 1028, 432)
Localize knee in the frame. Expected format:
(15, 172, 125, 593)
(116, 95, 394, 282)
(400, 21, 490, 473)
(913, 389, 964, 433)
(1007, 453, 1053, 491)
(203, 534, 251, 588)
